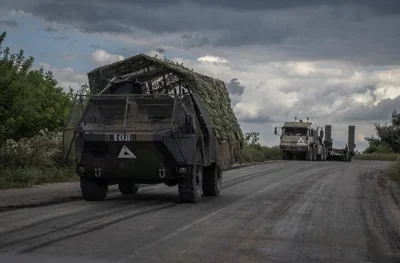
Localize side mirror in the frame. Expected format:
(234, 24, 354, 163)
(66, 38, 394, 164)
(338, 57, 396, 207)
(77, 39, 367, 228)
(274, 127, 277, 135)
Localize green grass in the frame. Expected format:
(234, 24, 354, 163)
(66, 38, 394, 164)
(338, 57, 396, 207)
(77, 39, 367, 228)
(352, 153, 400, 161)
(387, 158, 400, 183)
(0, 167, 78, 189)
(241, 144, 282, 163)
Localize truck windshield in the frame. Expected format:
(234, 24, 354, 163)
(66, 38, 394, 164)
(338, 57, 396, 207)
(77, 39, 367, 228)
(282, 127, 307, 135)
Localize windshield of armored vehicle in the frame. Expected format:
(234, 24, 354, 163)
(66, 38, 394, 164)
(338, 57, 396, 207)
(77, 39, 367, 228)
(282, 127, 307, 135)
(79, 95, 178, 131)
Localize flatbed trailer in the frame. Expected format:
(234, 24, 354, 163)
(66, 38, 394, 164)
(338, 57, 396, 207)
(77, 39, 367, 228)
(324, 125, 355, 162)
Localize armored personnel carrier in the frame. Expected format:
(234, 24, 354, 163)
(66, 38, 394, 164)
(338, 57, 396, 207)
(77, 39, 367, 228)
(62, 54, 244, 203)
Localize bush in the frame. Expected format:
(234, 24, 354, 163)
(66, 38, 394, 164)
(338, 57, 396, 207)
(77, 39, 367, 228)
(241, 144, 282, 163)
(263, 146, 282, 160)
(353, 153, 400, 161)
(0, 130, 78, 189)
(0, 129, 63, 168)
(0, 167, 76, 189)
(387, 157, 400, 183)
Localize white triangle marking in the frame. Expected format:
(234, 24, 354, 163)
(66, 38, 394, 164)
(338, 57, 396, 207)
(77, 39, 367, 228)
(118, 145, 137, 159)
(297, 137, 306, 145)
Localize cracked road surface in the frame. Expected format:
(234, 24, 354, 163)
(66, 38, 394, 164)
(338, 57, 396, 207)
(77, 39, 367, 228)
(0, 160, 399, 263)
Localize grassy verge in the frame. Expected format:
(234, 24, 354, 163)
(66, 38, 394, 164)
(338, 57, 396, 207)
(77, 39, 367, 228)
(353, 153, 400, 161)
(241, 144, 282, 163)
(0, 167, 77, 189)
(387, 158, 400, 183)
(352, 152, 400, 183)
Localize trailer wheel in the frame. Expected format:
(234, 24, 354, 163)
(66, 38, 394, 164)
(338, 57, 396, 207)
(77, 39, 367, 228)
(80, 177, 108, 201)
(118, 181, 139, 195)
(178, 164, 203, 203)
(203, 164, 223, 196)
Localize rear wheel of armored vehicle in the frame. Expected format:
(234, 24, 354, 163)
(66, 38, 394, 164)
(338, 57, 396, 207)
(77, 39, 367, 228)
(178, 164, 203, 203)
(118, 181, 139, 195)
(282, 151, 292, 160)
(202, 164, 223, 196)
(80, 177, 108, 201)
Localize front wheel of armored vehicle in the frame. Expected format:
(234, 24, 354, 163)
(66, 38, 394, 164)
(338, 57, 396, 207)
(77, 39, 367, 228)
(118, 181, 140, 195)
(178, 164, 203, 203)
(80, 177, 108, 201)
(202, 164, 223, 196)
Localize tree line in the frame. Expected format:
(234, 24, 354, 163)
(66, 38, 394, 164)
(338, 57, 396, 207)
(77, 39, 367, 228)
(0, 31, 76, 146)
(364, 111, 400, 154)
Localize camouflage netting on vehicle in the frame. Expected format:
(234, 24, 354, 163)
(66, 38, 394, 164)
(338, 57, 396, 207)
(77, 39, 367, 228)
(87, 54, 244, 169)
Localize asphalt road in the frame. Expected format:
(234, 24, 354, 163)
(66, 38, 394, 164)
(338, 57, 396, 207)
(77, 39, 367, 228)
(0, 160, 399, 263)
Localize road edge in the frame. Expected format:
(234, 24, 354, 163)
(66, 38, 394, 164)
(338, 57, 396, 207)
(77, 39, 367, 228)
(0, 160, 279, 212)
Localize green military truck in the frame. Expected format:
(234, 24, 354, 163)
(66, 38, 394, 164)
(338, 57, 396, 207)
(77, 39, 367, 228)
(62, 54, 244, 203)
(274, 118, 327, 161)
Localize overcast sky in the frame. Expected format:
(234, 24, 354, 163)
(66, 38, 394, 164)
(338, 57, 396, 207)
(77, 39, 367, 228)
(1, 0, 400, 150)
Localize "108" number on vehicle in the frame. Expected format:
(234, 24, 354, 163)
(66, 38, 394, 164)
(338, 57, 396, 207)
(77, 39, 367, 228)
(111, 134, 135, 141)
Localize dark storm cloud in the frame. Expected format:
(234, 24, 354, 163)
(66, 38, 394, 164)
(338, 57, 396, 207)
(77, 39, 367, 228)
(341, 95, 400, 122)
(227, 78, 245, 96)
(110, 0, 400, 14)
(45, 26, 58, 32)
(2, 0, 400, 64)
(181, 35, 210, 49)
(215, 27, 294, 47)
(90, 44, 102, 49)
(239, 115, 274, 124)
(53, 36, 69, 40)
(0, 19, 18, 28)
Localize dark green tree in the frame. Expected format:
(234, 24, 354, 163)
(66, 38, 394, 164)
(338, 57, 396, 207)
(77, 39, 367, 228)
(0, 31, 74, 144)
(364, 110, 400, 153)
(245, 132, 260, 145)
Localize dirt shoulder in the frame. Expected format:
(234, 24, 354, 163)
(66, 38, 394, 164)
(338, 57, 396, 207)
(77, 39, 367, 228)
(0, 161, 276, 212)
(359, 168, 400, 262)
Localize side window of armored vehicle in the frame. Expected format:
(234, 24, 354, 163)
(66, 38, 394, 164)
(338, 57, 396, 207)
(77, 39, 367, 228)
(132, 82, 143, 94)
(112, 82, 134, 94)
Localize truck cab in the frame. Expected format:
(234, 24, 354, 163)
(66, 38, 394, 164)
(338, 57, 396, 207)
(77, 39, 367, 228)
(274, 118, 326, 161)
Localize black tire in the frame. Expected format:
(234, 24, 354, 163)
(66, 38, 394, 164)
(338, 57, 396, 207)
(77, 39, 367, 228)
(306, 151, 311, 161)
(282, 151, 291, 160)
(202, 164, 223, 196)
(118, 182, 139, 195)
(178, 164, 203, 203)
(80, 177, 108, 201)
